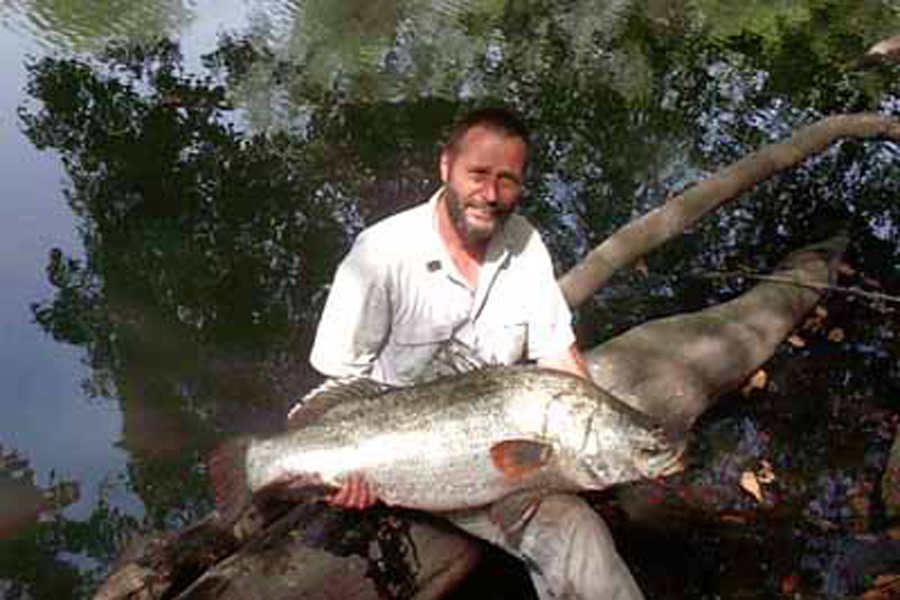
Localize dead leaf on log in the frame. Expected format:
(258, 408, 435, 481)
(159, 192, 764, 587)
(860, 574, 900, 600)
(740, 471, 764, 503)
(757, 460, 776, 484)
(787, 334, 806, 348)
(874, 575, 900, 587)
(721, 514, 747, 525)
(741, 370, 768, 396)
(740, 461, 777, 503)
(803, 306, 829, 332)
(781, 573, 801, 596)
(838, 261, 857, 277)
(864, 276, 883, 290)
(828, 328, 846, 343)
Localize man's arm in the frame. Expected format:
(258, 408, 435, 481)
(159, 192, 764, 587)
(537, 342, 592, 381)
(309, 231, 392, 381)
(293, 233, 392, 510)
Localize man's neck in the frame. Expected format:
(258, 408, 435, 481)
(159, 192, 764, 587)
(436, 196, 489, 289)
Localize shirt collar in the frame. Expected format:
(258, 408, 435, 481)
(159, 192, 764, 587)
(425, 187, 512, 319)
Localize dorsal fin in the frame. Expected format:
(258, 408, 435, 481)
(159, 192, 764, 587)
(287, 377, 393, 430)
(414, 337, 491, 382)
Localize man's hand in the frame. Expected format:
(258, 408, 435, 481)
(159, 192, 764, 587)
(330, 473, 379, 509)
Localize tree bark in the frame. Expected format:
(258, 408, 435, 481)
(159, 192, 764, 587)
(584, 234, 846, 430)
(558, 113, 900, 308)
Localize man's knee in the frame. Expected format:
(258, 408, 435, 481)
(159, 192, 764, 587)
(530, 494, 613, 544)
(520, 494, 645, 600)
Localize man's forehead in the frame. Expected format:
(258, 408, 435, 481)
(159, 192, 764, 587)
(450, 125, 528, 169)
(456, 124, 527, 149)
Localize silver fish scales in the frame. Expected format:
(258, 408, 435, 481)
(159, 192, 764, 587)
(209, 365, 686, 524)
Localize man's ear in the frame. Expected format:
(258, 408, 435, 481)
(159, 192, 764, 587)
(439, 150, 451, 183)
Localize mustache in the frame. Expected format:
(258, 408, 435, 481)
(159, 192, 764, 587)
(466, 200, 513, 216)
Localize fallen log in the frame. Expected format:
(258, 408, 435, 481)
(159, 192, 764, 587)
(588, 234, 853, 541)
(586, 233, 847, 430)
(92, 512, 239, 600)
(93, 499, 480, 600)
(170, 503, 478, 600)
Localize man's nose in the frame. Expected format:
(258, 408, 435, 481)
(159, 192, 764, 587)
(482, 178, 499, 203)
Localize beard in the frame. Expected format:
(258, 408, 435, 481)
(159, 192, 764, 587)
(442, 185, 514, 246)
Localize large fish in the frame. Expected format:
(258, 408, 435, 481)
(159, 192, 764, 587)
(209, 365, 686, 524)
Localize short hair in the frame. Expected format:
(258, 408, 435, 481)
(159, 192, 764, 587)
(444, 107, 530, 154)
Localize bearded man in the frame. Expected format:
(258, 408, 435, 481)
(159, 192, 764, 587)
(296, 107, 645, 600)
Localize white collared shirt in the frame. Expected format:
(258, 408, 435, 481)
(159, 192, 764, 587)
(309, 188, 576, 386)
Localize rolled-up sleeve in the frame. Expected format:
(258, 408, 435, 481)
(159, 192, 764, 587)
(524, 235, 576, 362)
(309, 232, 392, 378)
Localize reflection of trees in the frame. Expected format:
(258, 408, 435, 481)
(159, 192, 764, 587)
(691, 0, 899, 49)
(0, 445, 97, 599)
(16, 2, 900, 596)
(225, 0, 638, 130)
(0, 494, 143, 599)
(22, 38, 350, 396)
(1, 0, 193, 51)
(20, 39, 353, 534)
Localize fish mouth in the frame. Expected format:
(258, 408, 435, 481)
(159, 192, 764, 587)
(641, 438, 688, 478)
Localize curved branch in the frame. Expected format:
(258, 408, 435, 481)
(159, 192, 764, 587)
(559, 113, 900, 308)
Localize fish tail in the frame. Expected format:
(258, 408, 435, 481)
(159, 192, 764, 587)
(208, 437, 254, 525)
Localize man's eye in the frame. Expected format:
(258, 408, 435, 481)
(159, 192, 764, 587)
(500, 183, 520, 196)
(498, 176, 521, 193)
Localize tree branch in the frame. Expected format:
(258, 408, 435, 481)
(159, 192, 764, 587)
(558, 113, 900, 308)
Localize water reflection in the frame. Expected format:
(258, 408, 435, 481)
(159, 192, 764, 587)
(4, 0, 900, 597)
(1, 0, 194, 51)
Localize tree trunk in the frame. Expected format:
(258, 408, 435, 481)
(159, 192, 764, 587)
(584, 234, 846, 430)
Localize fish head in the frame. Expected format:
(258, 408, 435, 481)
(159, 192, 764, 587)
(630, 427, 687, 478)
(578, 412, 687, 488)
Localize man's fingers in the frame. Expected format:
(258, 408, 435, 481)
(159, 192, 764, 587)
(357, 478, 373, 508)
(330, 481, 349, 506)
(354, 475, 375, 509)
(330, 473, 376, 509)
(347, 474, 363, 508)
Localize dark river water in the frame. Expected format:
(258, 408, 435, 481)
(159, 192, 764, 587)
(1, 1, 899, 598)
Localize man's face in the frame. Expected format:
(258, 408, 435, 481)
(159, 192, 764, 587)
(440, 125, 527, 245)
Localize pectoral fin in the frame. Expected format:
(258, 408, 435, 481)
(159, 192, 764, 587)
(489, 440, 553, 481)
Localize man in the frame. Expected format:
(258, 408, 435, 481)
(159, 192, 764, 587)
(298, 107, 645, 599)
